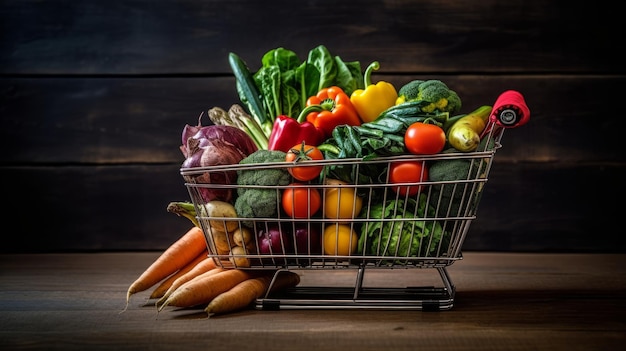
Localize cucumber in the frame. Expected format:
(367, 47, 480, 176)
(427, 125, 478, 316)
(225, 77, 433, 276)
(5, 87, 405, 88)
(228, 52, 268, 127)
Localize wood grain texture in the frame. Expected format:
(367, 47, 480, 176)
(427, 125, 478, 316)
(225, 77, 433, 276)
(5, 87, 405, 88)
(1, 0, 621, 74)
(2, 163, 623, 253)
(0, 252, 624, 350)
(0, 0, 622, 252)
(1, 76, 622, 164)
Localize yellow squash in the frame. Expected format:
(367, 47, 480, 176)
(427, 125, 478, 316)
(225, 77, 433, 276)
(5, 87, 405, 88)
(447, 105, 492, 152)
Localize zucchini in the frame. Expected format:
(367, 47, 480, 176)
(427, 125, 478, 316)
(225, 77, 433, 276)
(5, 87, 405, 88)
(228, 52, 268, 128)
(447, 105, 492, 152)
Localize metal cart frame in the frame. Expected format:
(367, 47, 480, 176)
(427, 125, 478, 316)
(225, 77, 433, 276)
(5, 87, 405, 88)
(181, 123, 505, 311)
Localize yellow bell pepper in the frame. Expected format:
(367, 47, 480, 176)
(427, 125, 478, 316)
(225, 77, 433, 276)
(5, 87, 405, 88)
(350, 61, 398, 123)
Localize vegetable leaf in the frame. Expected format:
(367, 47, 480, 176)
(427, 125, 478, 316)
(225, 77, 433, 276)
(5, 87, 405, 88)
(358, 196, 444, 261)
(307, 45, 337, 92)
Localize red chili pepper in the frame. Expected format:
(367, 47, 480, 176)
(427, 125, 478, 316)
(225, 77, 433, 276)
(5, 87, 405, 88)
(305, 86, 362, 138)
(267, 112, 325, 153)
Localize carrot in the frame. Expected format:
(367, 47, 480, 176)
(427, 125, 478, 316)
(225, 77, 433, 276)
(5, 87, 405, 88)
(266, 270, 301, 294)
(149, 250, 209, 299)
(125, 226, 207, 306)
(157, 268, 254, 311)
(205, 275, 271, 315)
(204, 270, 301, 316)
(156, 267, 225, 308)
(155, 259, 224, 307)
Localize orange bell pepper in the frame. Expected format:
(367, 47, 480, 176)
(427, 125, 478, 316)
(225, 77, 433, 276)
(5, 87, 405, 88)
(305, 86, 362, 138)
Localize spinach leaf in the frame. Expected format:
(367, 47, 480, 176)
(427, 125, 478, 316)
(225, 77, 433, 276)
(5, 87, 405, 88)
(307, 45, 337, 92)
(281, 85, 300, 118)
(334, 57, 363, 96)
(295, 62, 320, 111)
(254, 65, 282, 119)
(261, 47, 300, 71)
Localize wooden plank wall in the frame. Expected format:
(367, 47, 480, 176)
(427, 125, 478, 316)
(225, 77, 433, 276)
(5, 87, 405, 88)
(1, 0, 624, 253)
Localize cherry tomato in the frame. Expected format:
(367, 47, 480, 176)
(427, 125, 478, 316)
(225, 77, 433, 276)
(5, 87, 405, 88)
(285, 143, 324, 181)
(388, 161, 429, 196)
(282, 183, 321, 218)
(404, 122, 446, 155)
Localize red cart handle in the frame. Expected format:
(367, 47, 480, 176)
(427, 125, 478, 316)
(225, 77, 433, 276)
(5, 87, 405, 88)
(490, 90, 530, 128)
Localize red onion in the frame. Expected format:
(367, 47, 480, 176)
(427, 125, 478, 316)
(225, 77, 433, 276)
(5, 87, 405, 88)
(180, 114, 257, 159)
(180, 114, 258, 203)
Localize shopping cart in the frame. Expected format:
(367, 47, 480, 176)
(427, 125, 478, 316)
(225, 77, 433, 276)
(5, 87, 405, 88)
(181, 111, 518, 311)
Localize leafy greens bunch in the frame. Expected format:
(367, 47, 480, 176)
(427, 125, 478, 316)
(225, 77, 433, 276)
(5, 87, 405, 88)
(230, 45, 364, 143)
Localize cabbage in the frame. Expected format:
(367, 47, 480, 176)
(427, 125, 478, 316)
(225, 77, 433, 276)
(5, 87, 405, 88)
(358, 195, 444, 259)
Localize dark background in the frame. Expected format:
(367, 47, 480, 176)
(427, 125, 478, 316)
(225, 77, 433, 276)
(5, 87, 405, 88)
(1, 0, 624, 253)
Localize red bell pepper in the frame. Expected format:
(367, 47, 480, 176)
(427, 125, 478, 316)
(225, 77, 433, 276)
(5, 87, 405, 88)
(305, 86, 362, 138)
(267, 107, 325, 153)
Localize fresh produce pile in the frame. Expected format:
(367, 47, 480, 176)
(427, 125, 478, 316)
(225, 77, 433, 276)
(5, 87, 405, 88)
(125, 45, 529, 317)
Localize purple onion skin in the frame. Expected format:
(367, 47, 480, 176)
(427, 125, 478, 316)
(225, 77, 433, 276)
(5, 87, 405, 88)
(180, 124, 257, 159)
(294, 223, 322, 255)
(180, 124, 258, 203)
(257, 224, 293, 255)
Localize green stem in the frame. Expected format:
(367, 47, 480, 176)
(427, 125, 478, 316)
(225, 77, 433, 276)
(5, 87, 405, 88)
(296, 104, 324, 123)
(363, 61, 380, 87)
(166, 202, 200, 228)
(241, 117, 269, 149)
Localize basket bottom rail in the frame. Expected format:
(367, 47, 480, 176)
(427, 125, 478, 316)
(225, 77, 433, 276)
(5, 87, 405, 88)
(256, 267, 456, 311)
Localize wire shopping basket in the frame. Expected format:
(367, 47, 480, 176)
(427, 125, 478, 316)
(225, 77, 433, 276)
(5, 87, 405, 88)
(181, 120, 506, 311)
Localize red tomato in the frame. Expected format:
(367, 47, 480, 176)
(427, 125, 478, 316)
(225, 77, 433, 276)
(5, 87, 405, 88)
(282, 183, 322, 218)
(286, 143, 324, 181)
(404, 122, 446, 155)
(388, 161, 429, 196)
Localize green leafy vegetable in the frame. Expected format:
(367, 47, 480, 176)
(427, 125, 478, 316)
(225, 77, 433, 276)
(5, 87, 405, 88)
(358, 195, 444, 261)
(230, 45, 364, 144)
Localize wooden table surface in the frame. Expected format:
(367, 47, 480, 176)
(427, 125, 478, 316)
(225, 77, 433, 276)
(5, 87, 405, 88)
(1, 252, 624, 351)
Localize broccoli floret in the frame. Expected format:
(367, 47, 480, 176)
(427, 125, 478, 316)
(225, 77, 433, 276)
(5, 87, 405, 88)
(234, 189, 283, 227)
(416, 80, 462, 114)
(396, 79, 424, 103)
(238, 149, 286, 167)
(234, 149, 290, 227)
(396, 79, 462, 114)
(445, 90, 462, 114)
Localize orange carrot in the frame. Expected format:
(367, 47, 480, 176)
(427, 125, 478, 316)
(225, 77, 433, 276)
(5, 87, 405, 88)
(205, 275, 271, 315)
(125, 226, 207, 305)
(155, 259, 224, 307)
(157, 268, 254, 311)
(149, 250, 209, 299)
(266, 270, 302, 294)
(204, 270, 300, 316)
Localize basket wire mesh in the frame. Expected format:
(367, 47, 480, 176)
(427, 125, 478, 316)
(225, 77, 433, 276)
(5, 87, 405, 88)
(180, 123, 505, 310)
